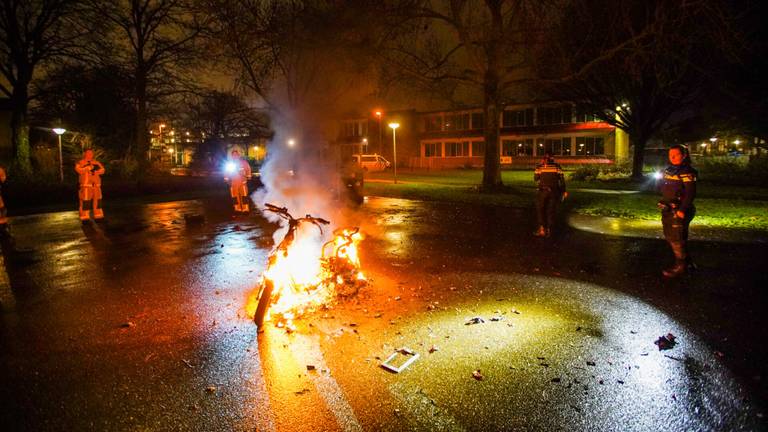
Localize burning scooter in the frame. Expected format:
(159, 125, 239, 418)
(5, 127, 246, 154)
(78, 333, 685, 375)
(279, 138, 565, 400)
(251, 204, 367, 329)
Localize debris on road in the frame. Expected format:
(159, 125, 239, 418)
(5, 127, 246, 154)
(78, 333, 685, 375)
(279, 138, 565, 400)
(472, 370, 484, 381)
(551, 377, 561, 383)
(654, 333, 677, 350)
(429, 345, 439, 354)
(586, 361, 596, 366)
(465, 317, 485, 325)
(294, 388, 311, 396)
(306, 364, 316, 371)
(205, 386, 216, 394)
(181, 359, 194, 369)
(381, 348, 420, 373)
(489, 316, 504, 322)
(119, 321, 135, 328)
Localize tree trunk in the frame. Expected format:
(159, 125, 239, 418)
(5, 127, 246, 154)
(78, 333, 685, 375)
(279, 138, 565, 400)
(630, 132, 647, 180)
(134, 74, 149, 168)
(481, 66, 503, 187)
(10, 84, 31, 174)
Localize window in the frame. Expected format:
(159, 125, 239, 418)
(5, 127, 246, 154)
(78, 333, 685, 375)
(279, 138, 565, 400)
(342, 120, 367, 137)
(445, 113, 470, 131)
(423, 115, 443, 132)
(536, 105, 573, 125)
(574, 109, 601, 123)
(471, 112, 484, 129)
(538, 137, 572, 156)
(502, 108, 534, 127)
(576, 136, 605, 155)
(445, 141, 470, 157)
(424, 142, 442, 157)
(501, 140, 515, 156)
(516, 139, 534, 156)
(471, 141, 485, 157)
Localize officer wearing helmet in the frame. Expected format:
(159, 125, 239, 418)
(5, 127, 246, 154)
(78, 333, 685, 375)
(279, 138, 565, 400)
(224, 149, 252, 213)
(533, 152, 568, 237)
(75, 149, 106, 222)
(657, 144, 698, 277)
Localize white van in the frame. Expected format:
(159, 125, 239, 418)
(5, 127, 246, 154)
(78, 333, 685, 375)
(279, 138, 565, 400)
(352, 154, 390, 172)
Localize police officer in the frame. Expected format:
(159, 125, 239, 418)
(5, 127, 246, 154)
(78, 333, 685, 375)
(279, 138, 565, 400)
(340, 155, 364, 206)
(534, 152, 568, 237)
(75, 149, 106, 222)
(658, 145, 697, 277)
(224, 149, 252, 213)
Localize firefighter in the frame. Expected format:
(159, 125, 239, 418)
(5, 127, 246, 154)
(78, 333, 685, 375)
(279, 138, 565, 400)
(75, 149, 106, 222)
(658, 145, 697, 278)
(224, 149, 252, 213)
(533, 152, 568, 237)
(0, 166, 8, 235)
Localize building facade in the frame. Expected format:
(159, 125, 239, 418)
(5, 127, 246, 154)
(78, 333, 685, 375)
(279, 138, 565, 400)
(337, 103, 629, 169)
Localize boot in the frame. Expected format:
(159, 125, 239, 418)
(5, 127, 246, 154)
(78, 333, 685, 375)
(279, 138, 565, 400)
(663, 261, 686, 278)
(533, 226, 546, 237)
(663, 242, 687, 278)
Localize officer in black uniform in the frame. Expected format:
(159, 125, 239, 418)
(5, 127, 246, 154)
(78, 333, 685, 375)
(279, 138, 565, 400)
(534, 152, 568, 237)
(658, 145, 697, 277)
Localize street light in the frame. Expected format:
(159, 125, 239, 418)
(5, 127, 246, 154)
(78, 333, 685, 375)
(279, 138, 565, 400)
(287, 139, 296, 147)
(389, 122, 400, 184)
(362, 137, 368, 154)
(375, 110, 383, 154)
(53, 128, 66, 182)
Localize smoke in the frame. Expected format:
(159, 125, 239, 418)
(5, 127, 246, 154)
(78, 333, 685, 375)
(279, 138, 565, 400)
(251, 115, 345, 246)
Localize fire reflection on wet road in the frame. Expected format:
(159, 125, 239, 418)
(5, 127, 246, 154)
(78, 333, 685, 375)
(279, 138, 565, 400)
(0, 197, 765, 431)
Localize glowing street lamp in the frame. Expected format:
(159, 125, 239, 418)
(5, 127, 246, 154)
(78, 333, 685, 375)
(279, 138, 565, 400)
(374, 110, 383, 154)
(53, 128, 66, 182)
(389, 122, 400, 184)
(287, 139, 296, 148)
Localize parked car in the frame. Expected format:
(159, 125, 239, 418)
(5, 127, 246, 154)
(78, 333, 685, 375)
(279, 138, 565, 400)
(353, 154, 390, 172)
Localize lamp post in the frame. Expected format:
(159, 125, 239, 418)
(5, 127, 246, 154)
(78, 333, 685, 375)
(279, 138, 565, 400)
(389, 122, 400, 184)
(53, 128, 66, 182)
(375, 110, 383, 154)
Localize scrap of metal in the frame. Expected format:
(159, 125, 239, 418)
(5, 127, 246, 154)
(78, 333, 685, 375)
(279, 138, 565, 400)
(381, 348, 420, 373)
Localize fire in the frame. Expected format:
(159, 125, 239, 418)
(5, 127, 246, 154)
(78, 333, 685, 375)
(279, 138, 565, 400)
(246, 212, 367, 328)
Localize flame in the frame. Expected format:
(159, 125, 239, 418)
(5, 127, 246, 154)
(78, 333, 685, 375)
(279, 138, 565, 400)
(246, 225, 366, 327)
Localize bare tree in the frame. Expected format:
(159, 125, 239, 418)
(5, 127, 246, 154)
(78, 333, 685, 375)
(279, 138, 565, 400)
(203, 0, 382, 139)
(541, 0, 741, 179)
(383, 0, 550, 191)
(88, 0, 206, 164)
(0, 0, 88, 172)
(184, 90, 269, 140)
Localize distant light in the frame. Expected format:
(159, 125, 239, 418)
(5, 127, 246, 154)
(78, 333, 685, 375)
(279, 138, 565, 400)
(653, 171, 663, 180)
(168, 148, 175, 154)
(388, 122, 400, 130)
(374, 110, 382, 117)
(362, 138, 368, 143)
(52, 128, 66, 135)
(734, 139, 741, 145)
(615, 106, 622, 111)
(709, 137, 717, 142)
(225, 162, 236, 173)
(287, 139, 296, 147)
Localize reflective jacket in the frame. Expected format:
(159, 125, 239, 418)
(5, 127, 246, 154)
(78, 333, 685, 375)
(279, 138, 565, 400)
(660, 164, 697, 212)
(75, 159, 105, 187)
(534, 160, 566, 192)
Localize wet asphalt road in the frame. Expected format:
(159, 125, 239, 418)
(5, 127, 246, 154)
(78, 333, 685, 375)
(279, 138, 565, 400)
(0, 195, 766, 431)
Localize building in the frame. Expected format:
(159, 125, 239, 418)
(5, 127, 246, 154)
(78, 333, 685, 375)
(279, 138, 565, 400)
(337, 103, 629, 169)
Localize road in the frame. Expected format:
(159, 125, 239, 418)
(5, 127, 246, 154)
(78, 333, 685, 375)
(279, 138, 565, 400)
(1, 196, 766, 431)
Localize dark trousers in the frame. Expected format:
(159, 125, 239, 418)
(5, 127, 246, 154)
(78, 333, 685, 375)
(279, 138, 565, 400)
(536, 188, 561, 230)
(661, 207, 696, 263)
